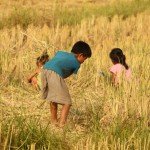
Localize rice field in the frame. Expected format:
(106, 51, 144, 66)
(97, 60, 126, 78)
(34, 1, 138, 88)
(0, 0, 150, 150)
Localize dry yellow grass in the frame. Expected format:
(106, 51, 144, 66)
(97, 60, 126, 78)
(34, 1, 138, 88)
(0, 2, 150, 149)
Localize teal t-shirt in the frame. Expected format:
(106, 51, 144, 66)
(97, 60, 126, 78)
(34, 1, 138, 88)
(43, 51, 80, 78)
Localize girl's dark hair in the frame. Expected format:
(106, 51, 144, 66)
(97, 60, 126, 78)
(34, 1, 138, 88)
(36, 50, 49, 66)
(71, 41, 92, 57)
(109, 48, 129, 70)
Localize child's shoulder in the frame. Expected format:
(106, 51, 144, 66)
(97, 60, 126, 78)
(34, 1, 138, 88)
(56, 50, 70, 55)
(55, 51, 75, 59)
(114, 63, 122, 67)
(110, 63, 123, 73)
(111, 63, 122, 68)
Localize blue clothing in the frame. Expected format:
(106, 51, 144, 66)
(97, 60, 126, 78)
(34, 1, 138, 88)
(43, 51, 80, 78)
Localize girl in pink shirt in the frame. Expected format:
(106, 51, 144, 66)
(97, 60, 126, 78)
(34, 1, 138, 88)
(109, 48, 131, 85)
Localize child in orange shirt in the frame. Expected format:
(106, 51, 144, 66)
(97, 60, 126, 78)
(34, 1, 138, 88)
(28, 51, 49, 90)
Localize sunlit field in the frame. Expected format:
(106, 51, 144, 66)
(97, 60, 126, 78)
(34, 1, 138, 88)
(0, 0, 150, 150)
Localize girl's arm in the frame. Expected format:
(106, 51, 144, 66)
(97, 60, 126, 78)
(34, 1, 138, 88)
(27, 67, 42, 83)
(110, 72, 116, 85)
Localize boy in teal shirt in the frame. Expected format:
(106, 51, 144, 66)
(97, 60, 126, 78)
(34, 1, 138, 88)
(41, 41, 92, 128)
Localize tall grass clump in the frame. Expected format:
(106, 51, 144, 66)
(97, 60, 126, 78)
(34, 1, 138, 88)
(0, 8, 36, 30)
(1, 115, 71, 149)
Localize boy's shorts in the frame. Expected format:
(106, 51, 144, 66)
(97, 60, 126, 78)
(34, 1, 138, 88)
(41, 69, 72, 105)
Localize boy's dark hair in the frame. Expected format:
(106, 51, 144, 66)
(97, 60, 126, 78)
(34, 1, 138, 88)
(71, 41, 92, 57)
(109, 48, 129, 70)
(36, 51, 49, 65)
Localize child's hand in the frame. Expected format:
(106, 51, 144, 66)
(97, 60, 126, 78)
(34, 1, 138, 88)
(28, 67, 42, 83)
(28, 78, 32, 83)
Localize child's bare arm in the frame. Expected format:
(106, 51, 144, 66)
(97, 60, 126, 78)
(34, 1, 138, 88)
(110, 72, 116, 85)
(27, 67, 42, 83)
(27, 70, 38, 83)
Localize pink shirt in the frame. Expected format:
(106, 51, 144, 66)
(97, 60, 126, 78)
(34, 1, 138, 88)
(110, 63, 131, 83)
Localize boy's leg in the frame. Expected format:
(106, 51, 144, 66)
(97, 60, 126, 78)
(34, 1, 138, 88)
(59, 104, 71, 127)
(50, 102, 58, 126)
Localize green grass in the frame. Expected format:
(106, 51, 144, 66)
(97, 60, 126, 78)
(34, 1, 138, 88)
(56, 0, 150, 25)
(0, 0, 150, 29)
(1, 118, 70, 149)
